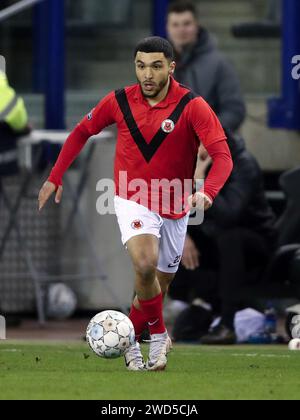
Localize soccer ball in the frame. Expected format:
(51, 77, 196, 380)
(288, 338, 300, 351)
(46, 283, 77, 320)
(86, 310, 135, 359)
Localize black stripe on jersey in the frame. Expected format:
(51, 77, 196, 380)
(179, 83, 194, 91)
(115, 88, 197, 163)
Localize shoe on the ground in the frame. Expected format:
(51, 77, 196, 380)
(146, 331, 172, 371)
(167, 335, 173, 354)
(124, 342, 146, 371)
(200, 324, 236, 345)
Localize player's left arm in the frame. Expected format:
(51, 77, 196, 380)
(38, 92, 117, 211)
(189, 97, 233, 210)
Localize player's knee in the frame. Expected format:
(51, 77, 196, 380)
(134, 256, 157, 282)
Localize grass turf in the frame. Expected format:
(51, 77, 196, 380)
(0, 341, 299, 400)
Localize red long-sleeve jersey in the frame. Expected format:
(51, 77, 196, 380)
(49, 77, 233, 219)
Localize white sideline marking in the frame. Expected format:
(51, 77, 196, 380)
(177, 352, 291, 359)
(231, 353, 290, 359)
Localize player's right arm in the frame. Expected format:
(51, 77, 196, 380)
(38, 92, 117, 211)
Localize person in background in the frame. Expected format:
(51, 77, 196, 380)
(0, 70, 30, 176)
(166, 0, 246, 133)
(169, 133, 278, 344)
(0, 69, 30, 326)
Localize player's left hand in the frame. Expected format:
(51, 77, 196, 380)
(187, 191, 213, 211)
(182, 234, 201, 270)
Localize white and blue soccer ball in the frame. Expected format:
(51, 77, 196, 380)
(86, 310, 135, 359)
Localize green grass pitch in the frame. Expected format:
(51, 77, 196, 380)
(0, 341, 299, 400)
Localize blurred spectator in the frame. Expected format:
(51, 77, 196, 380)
(0, 70, 30, 176)
(166, 0, 246, 133)
(169, 133, 278, 344)
(0, 70, 30, 326)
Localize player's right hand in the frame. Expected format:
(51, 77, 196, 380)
(181, 234, 201, 271)
(38, 181, 63, 211)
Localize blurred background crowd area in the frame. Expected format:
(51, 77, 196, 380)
(0, 0, 300, 342)
(1, 0, 298, 167)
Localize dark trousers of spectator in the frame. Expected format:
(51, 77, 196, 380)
(169, 227, 273, 329)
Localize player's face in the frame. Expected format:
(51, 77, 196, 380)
(167, 12, 199, 50)
(135, 52, 175, 98)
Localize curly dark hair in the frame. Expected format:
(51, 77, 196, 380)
(134, 36, 174, 61)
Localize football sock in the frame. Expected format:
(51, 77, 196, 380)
(129, 304, 148, 342)
(138, 292, 166, 335)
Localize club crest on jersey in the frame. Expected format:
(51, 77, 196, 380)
(87, 111, 93, 121)
(161, 119, 175, 133)
(131, 220, 144, 230)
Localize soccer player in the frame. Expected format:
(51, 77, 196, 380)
(38, 37, 233, 371)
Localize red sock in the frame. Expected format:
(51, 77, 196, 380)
(129, 304, 148, 342)
(138, 293, 166, 335)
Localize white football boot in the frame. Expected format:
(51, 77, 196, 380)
(146, 331, 173, 371)
(124, 342, 146, 371)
